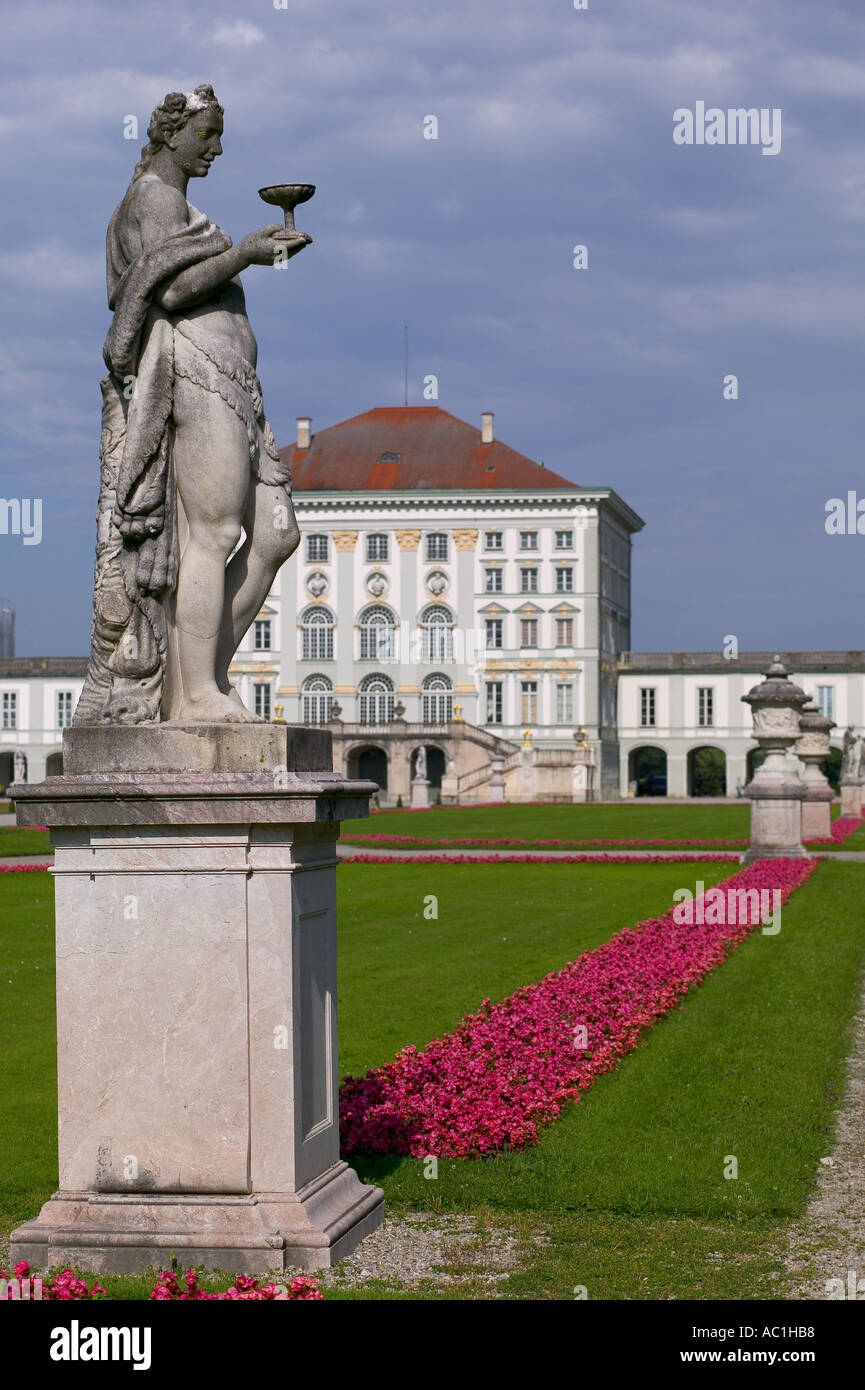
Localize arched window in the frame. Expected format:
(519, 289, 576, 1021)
(358, 605, 396, 661)
(419, 605, 454, 662)
(301, 607, 334, 661)
(358, 673, 394, 724)
(421, 674, 453, 724)
(302, 675, 333, 724)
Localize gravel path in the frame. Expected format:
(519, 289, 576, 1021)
(784, 985, 865, 1299)
(312, 1211, 529, 1293)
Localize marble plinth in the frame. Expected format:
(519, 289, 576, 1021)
(742, 773, 808, 865)
(841, 781, 863, 817)
(410, 776, 430, 808)
(9, 725, 384, 1274)
(801, 787, 834, 841)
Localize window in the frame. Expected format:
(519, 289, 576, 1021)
(520, 618, 538, 647)
(485, 681, 503, 724)
(358, 674, 394, 723)
(420, 606, 454, 662)
(422, 674, 453, 723)
(519, 530, 538, 551)
(484, 568, 503, 593)
(520, 567, 538, 593)
(555, 617, 573, 646)
(56, 691, 73, 728)
(698, 687, 714, 727)
(254, 619, 272, 651)
(426, 533, 448, 562)
(2, 692, 16, 730)
(521, 680, 538, 723)
(485, 531, 503, 550)
(556, 683, 573, 724)
(306, 534, 328, 563)
(301, 608, 334, 660)
(302, 675, 332, 724)
(254, 683, 271, 720)
(555, 567, 573, 593)
(359, 606, 397, 661)
(485, 618, 503, 649)
(366, 533, 389, 562)
(817, 685, 834, 720)
(555, 530, 573, 549)
(640, 687, 656, 727)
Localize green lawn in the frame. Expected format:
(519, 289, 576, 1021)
(2, 859, 864, 1300)
(341, 801, 848, 850)
(0, 828, 51, 857)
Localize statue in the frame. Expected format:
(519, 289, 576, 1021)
(13, 751, 26, 784)
(858, 736, 865, 783)
(75, 85, 309, 726)
(841, 727, 858, 781)
(414, 745, 427, 781)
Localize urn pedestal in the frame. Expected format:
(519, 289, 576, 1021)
(410, 776, 431, 808)
(840, 780, 863, 817)
(8, 724, 384, 1274)
(796, 700, 835, 841)
(741, 659, 809, 863)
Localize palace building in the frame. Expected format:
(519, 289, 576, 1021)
(1, 406, 861, 802)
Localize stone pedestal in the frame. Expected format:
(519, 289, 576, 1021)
(741, 659, 809, 864)
(796, 700, 836, 841)
(410, 776, 431, 808)
(487, 757, 506, 803)
(9, 725, 384, 1275)
(841, 781, 862, 817)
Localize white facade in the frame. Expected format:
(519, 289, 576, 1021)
(225, 485, 641, 796)
(618, 653, 864, 798)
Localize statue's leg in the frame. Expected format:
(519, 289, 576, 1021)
(215, 481, 300, 694)
(169, 375, 262, 723)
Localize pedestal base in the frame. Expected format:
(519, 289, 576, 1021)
(743, 791, 808, 863)
(801, 795, 833, 841)
(8, 725, 384, 1275)
(411, 777, 431, 808)
(841, 782, 862, 817)
(11, 1164, 383, 1275)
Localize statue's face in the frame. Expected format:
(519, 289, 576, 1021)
(168, 109, 223, 178)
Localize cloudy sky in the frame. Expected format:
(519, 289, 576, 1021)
(1, 0, 864, 655)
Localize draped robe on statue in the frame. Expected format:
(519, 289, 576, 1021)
(75, 190, 287, 725)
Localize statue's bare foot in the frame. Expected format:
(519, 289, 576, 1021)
(174, 691, 264, 724)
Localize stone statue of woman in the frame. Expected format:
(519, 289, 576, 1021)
(841, 727, 858, 781)
(75, 84, 306, 725)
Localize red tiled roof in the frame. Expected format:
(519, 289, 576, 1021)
(279, 406, 578, 492)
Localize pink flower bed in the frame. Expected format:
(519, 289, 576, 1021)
(1, 1261, 322, 1302)
(0, 863, 51, 873)
(342, 852, 740, 865)
(150, 1270, 322, 1301)
(807, 817, 863, 845)
(1, 1263, 106, 1300)
(339, 857, 816, 1159)
(348, 832, 748, 848)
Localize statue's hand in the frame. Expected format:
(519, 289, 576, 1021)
(240, 225, 310, 266)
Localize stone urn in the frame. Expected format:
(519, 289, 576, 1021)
(796, 700, 835, 841)
(741, 656, 809, 862)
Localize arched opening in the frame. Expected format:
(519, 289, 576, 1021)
(300, 606, 334, 661)
(358, 605, 397, 662)
(301, 675, 333, 724)
(746, 746, 767, 782)
(0, 752, 13, 795)
(687, 746, 726, 797)
(347, 744, 388, 792)
(411, 745, 446, 789)
(627, 746, 667, 797)
(358, 673, 395, 724)
(418, 605, 455, 663)
(46, 751, 63, 776)
(421, 673, 453, 723)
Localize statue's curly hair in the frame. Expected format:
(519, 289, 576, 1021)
(132, 84, 223, 179)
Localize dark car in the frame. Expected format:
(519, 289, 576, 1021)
(647, 774, 667, 796)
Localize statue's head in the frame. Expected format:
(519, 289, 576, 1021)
(134, 84, 224, 180)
